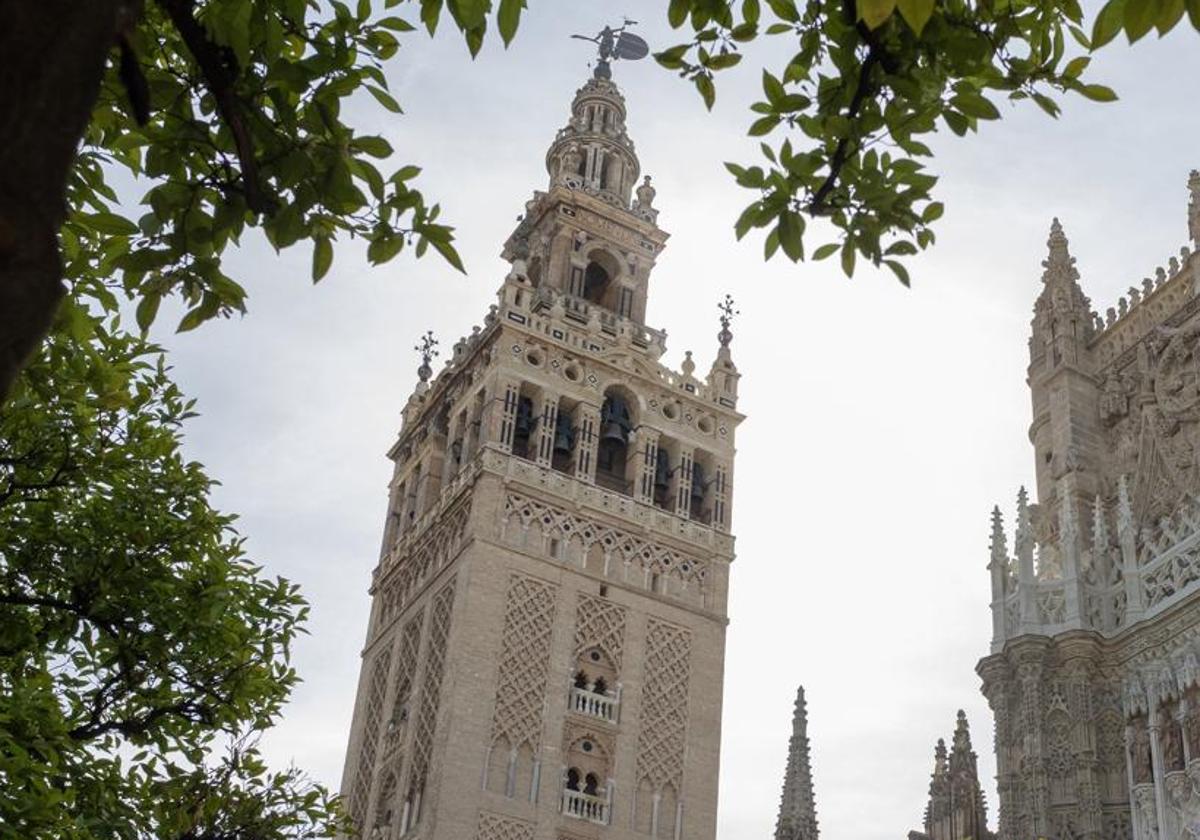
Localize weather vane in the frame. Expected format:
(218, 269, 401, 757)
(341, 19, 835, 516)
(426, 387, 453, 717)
(718, 294, 738, 346)
(570, 18, 649, 79)
(415, 330, 439, 383)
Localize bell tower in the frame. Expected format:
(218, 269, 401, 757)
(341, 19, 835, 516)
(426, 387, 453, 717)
(338, 46, 744, 840)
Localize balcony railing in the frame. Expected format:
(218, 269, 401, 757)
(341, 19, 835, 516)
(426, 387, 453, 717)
(561, 789, 609, 825)
(569, 685, 619, 723)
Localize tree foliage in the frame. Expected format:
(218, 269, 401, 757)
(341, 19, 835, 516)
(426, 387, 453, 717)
(656, 0, 1198, 283)
(0, 0, 530, 399)
(1, 1, 530, 832)
(0, 324, 345, 837)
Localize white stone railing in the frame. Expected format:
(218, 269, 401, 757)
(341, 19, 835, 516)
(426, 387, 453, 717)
(561, 789, 609, 824)
(569, 685, 619, 723)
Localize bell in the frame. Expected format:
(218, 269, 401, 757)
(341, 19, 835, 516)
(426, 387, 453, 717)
(554, 413, 575, 455)
(514, 396, 535, 438)
(654, 448, 671, 494)
(599, 396, 631, 445)
(690, 462, 706, 504)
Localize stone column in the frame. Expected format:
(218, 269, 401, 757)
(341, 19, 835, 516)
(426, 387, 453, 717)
(1149, 706, 1170, 838)
(633, 428, 659, 506)
(534, 392, 559, 468)
(711, 461, 731, 531)
(574, 402, 600, 484)
(674, 447, 695, 519)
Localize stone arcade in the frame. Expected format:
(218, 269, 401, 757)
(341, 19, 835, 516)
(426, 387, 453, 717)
(338, 61, 743, 840)
(978, 172, 1200, 840)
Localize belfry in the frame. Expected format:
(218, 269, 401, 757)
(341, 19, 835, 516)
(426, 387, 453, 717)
(339, 36, 744, 840)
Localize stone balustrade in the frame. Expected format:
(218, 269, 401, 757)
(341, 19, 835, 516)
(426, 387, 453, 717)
(569, 685, 619, 723)
(561, 789, 609, 824)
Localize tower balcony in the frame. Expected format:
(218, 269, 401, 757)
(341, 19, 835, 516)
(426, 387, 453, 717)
(568, 684, 620, 723)
(526, 285, 667, 359)
(561, 788, 610, 825)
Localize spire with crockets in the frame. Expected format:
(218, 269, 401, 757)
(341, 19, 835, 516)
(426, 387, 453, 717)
(774, 685, 819, 840)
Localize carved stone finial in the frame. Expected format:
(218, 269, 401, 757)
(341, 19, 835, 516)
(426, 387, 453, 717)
(681, 350, 696, 378)
(718, 294, 739, 347)
(989, 506, 1008, 565)
(1117, 474, 1134, 536)
(1188, 169, 1200, 244)
(415, 330, 439, 383)
(1042, 217, 1080, 287)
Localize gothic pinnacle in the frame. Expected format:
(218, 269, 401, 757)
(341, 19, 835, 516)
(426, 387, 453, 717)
(1042, 216, 1080, 287)
(989, 505, 1007, 566)
(775, 685, 819, 840)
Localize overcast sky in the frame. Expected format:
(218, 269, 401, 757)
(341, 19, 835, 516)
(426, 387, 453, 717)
(148, 6, 1199, 838)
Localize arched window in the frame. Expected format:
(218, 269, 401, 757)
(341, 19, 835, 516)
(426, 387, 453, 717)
(574, 670, 589, 689)
(566, 767, 581, 791)
(584, 773, 600, 796)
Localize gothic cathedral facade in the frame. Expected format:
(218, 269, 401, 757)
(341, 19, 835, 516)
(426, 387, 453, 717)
(338, 66, 744, 840)
(979, 173, 1200, 840)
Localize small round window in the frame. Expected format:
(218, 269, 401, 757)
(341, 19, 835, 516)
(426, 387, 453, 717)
(662, 401, 679, 421)
(564, 362, 582, 382)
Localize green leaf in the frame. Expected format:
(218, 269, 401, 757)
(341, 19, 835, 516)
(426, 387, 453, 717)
(1091, 0, 1127, 46)
(896, 0, 934, 34)
(352, 136, 394, 158)
(668, 0, 691, 28)
(1188, 0, 1200, 31)
(1156, 0, 1186, 33)
(1031, 92, 1061, 117)
(85, 212, 139, 236)
(377, 16, 417, 31)
(777, 210, 805, 261)
(135, 291, 162, 332)
(1063, 56, 1090, 79)
(367, 85, 403, 113)
(312, 238, 333, 282)
(1078, 83, 1118, 102)
(497, 0, 524, 46)
(885, 259, 912, 287)
(812, 243, 839, 261)
(430, 237, 466, 273)
(695, 74, 716, 110)
(953, 92, 1000, 120)
(858, 0, 897, 29)
(1124, 0, 1159, 41)
(840, 241, 857, 277)
(748, 115, 781, 136)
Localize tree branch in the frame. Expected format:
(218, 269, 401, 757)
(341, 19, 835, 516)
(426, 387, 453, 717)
(155, 0, 273, 215)
(808, 2, 891, 215)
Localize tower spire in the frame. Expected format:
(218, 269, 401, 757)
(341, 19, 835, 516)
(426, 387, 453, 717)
(775, 686, 819, 840)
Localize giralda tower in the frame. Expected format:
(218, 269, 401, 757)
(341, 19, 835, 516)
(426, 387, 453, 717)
(339, 37, 744, 840)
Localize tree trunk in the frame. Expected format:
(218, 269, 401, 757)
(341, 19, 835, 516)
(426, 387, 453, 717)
(0, 0, 130, 400)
